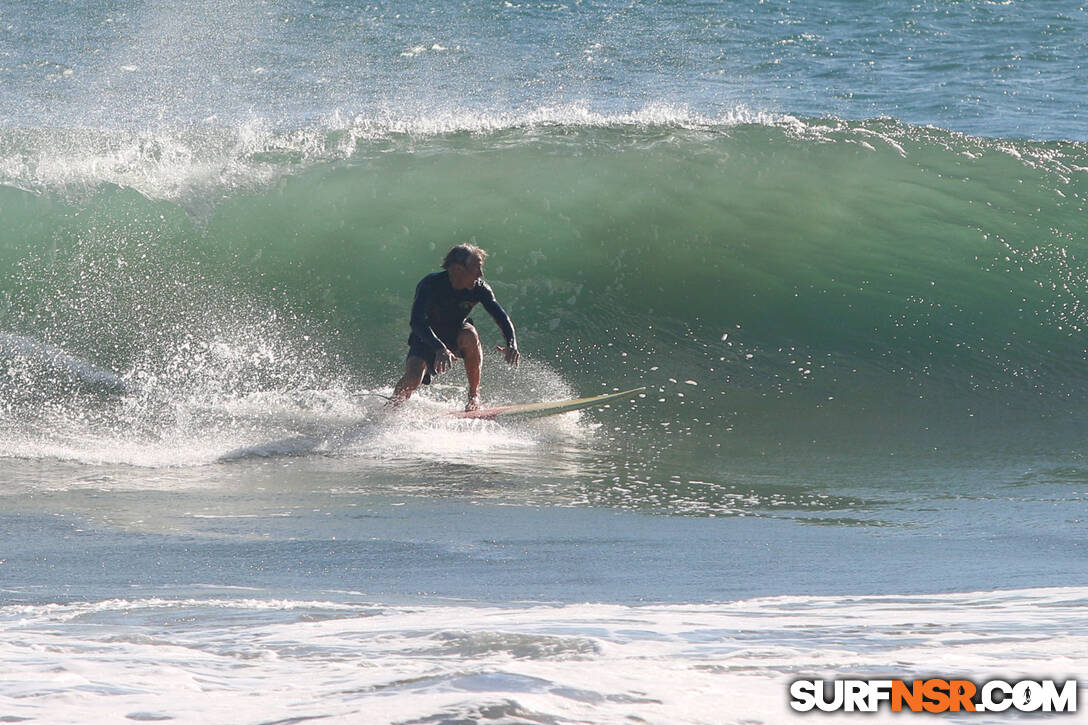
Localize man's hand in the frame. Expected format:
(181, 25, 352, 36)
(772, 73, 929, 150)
(496, 345, 520, 367)
(434, 347, 457, 373)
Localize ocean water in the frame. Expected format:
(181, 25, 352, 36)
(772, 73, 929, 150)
(1, 1, 1087, 723)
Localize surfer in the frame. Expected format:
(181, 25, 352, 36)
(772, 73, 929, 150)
(392, 243, 519, 411)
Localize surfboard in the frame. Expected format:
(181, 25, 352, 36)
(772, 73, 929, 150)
(449, 387, 646, 422)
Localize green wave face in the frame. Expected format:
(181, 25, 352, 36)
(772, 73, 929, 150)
(1, 120, 1086, 460)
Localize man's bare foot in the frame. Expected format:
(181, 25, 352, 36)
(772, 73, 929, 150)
(465, 393, 481, 412)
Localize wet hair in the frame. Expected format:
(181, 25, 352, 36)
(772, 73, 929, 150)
(442, 243, 488, 269)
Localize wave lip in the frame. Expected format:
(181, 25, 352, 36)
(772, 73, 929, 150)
(0, 104, 797, 201)
(0, 120, 354, 203)
(2, 109, 1081, 206)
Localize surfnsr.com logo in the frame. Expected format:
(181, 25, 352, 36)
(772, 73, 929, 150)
(790, 679, 1078, 714)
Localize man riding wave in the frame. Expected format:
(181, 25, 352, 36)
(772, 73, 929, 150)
(392, 244, 520, 411)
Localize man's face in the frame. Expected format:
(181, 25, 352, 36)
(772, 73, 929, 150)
(450, 255, 483, 290)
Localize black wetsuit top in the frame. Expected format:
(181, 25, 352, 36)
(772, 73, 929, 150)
(407, 271, 516, 365)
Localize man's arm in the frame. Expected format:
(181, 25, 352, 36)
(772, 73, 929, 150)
(479, 284, 519, 366)
(409, 277, 449, 354)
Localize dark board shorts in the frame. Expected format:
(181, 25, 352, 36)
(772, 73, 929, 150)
(407, 319, 474, 385)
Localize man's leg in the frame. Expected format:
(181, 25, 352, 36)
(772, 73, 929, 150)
(457, 324, 483, 411)
(391, 356, 428, 406)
